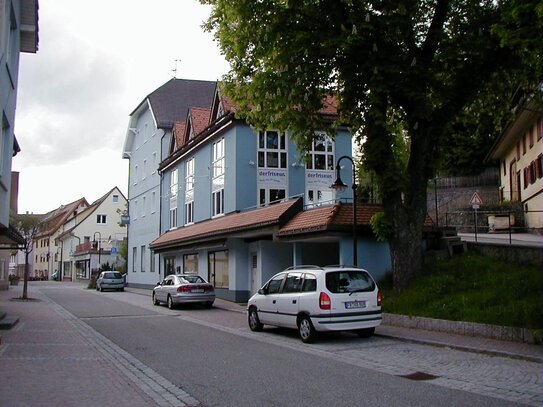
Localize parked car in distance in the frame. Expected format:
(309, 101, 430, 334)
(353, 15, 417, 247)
(247, 265, 382, 343)
(153, 274, 215, 309)
(96, 271, 125, 292)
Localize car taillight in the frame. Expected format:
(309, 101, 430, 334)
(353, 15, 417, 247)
(205, 285, 214, 292)
(319, 292, 331, 310)
(177, 286, 191, 292)
(377, 290, 382, 306)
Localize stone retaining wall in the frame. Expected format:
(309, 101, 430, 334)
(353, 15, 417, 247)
(467, 242, 543, 268)
(383, 313, 540, 344)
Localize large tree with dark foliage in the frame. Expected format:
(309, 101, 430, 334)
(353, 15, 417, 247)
(202, 0, 542, 289)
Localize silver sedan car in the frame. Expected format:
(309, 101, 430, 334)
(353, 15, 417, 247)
(96, 271, 125, 292)
(152, 274, 215, 309)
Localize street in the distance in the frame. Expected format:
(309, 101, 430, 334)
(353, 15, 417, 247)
(0, 282, 541, 407)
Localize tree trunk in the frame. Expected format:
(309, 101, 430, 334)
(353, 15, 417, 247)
(22, 252, 30, 300)
(388, 205, 426, 290)
(386, 122, 433, 290)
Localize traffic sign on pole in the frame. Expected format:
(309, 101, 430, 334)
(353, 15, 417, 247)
(470, 192, 483, 207)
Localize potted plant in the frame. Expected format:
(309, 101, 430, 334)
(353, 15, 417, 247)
(8, 274, 20, 286)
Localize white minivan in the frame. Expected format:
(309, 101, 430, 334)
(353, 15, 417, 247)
(247, 265, 382, 343)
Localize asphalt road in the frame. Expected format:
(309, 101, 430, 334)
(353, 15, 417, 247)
(42, 286, 532, 407)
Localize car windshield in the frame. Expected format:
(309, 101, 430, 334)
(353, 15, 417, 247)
(325, 270, 375, 293)
(104, 272, 122, 279)
(179, 275, 205, 284)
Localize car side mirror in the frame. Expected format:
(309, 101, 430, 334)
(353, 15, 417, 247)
(156, 281, 162, 286)
(258, 288, 266, 295)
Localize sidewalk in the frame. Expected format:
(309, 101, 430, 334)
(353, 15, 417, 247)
(126, 286, 543, 363)
(0, 284, 194, 407)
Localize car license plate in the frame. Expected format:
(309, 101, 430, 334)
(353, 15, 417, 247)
(345, 301, 366, 309)
(191, 289, 204, 293)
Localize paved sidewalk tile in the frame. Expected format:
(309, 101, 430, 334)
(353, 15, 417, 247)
(0, 285, 192, 407)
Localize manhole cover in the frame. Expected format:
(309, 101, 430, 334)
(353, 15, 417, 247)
(400, 371, 440, 381)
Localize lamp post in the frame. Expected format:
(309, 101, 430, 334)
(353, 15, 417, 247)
(93, 232, 101, 272)
(330, 155, 358, 267)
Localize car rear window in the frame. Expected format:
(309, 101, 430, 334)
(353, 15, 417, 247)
(180, 275, 205, 284)
(325, 270, 375, 293)
(104, 272, 122, 279)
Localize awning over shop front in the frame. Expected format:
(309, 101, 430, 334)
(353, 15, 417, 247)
(150, 197, 303, 252)
(0, 225, 25, 249)
(150, 198, 436, 252)
(275, 202, 382, 240)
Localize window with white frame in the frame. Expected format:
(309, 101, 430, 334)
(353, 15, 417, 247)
(212, 189, 224, 217)
(185, 201, 194, 224)
(170, 207, 177, 229)
(259, 188, 286, 206)
(151, 191, 156, 213)
(306, 189, 334, 207)
(113, 194, 119, 203)
(96, 214, 107, 224)
(306, 132, 334, 170)
(213, 138, 225, 177)
(170, 168, 178, 197)
(305, 132, 335, 207)
(170, 168, 178, 228)
(185, 158, 194, 224)
(212, 139, 225, 217)
(186, 158, 194, 192)
(258, 131, 287, 168)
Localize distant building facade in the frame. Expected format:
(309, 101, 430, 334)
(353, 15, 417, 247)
(488, 84, 543, 234)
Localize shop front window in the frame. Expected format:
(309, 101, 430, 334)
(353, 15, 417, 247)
(208, 251, 228, 289)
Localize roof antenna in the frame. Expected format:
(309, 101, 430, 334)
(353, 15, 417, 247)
(170, 59, 181, 79)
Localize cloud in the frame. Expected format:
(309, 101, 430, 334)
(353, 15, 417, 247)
(13, 0, 229, 214)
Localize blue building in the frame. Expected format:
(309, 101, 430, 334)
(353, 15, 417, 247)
(149, 88, 392, 302)
(122, 79, 216, 288)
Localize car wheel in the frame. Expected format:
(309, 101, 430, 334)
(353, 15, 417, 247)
(119, 288, 124, 292)
(152, 293, 159, 306)
(204, 301, 213, 309)
(167, 295, 175, 310)
(298, 315, 317, 343)
(356, 327, 375, 338)
(248, 308, 263, 332)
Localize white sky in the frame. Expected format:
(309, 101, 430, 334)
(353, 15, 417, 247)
(13, 0, 229, 214)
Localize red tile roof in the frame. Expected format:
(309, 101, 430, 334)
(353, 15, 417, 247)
(221, 94, 237, 114)
(189, 107, 211, 137)
(172, 122, 186, 152)
(318, 94, 338, 116)
(277, 202, 434, 237)
(150, 198, 303, 251)
(277, 202, 381, 236)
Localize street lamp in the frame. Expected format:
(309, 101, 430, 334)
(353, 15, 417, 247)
(330, 155, 358, 267)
